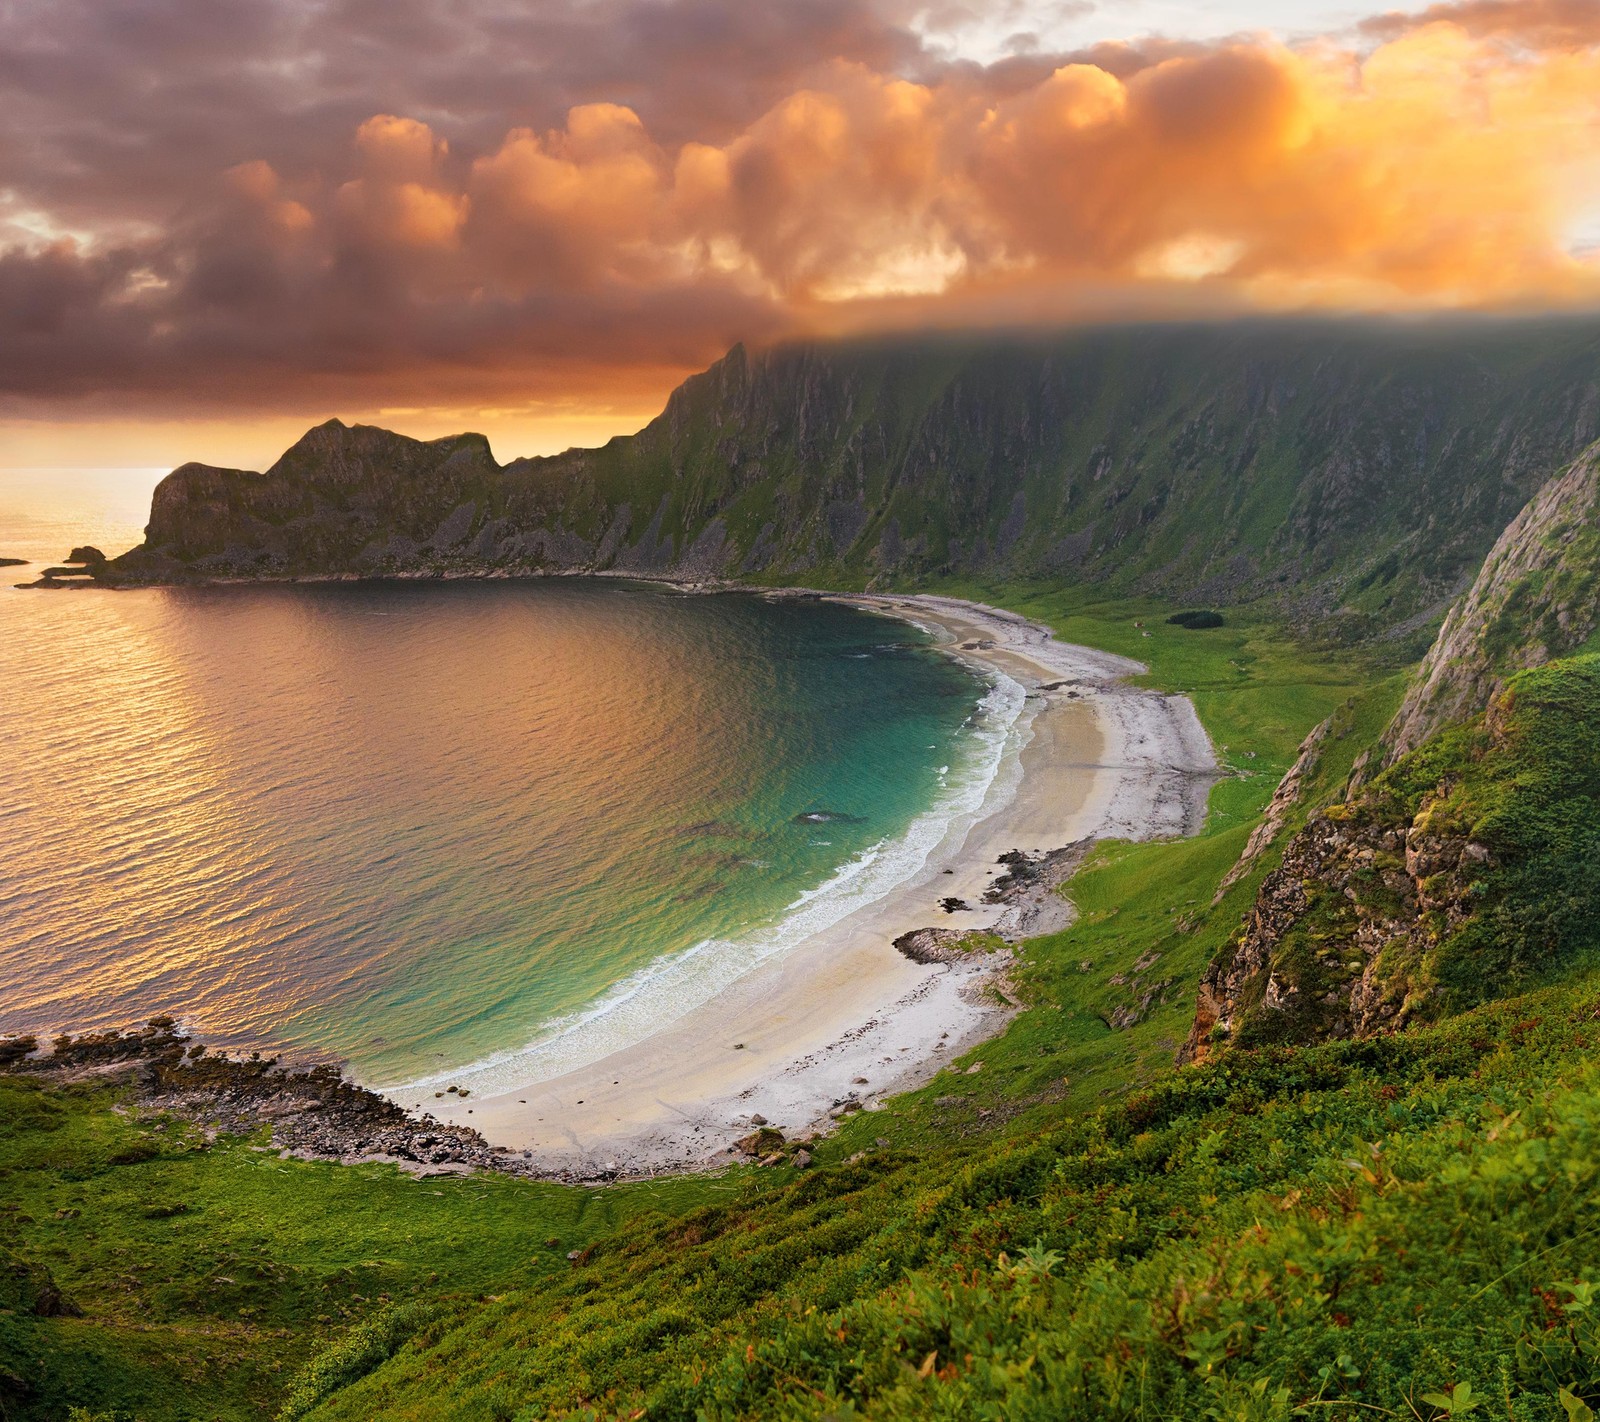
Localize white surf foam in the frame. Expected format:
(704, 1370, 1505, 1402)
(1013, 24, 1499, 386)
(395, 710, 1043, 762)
(378, 667, 1031, 1098)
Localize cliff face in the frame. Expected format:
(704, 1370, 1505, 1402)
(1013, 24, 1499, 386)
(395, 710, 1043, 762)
(1181, 798, 1485, 1062)
(112, 318, 1600, 636)
(1185, 433, 1600, 1063)
(1381, 438, 1600, 761)
(1183, 654, 1600, 1062)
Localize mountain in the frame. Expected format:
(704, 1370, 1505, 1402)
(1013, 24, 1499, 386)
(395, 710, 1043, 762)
(1382, 439, 1600, 759)
(110, 317, 1600, 640)
(1183, 438, 1600, 1061)
(17, 319, 1600, 1422)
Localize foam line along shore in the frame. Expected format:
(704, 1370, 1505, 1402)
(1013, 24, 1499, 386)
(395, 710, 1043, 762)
(397, 593, 1217, 1177)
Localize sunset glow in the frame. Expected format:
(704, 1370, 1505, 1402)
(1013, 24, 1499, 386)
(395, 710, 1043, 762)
(4, 0, 1600, 466)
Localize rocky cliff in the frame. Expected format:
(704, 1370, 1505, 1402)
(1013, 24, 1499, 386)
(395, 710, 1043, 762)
(1185, 430, 1600, 1063)
(109, 318, 1600, 637)
(1183, 654, 1600, 1062)
(1381, 438, 1600, 760)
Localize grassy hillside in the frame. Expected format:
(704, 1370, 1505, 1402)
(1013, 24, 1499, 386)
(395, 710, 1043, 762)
(294, 976, 1600, 1422)
(15, 587, 1600, 1420)
(1188, 655, 1600, 1059)
(107, 318, 1600, 642)
(0, 1070, 729, 1419)
(0, 593, 1404, 1421)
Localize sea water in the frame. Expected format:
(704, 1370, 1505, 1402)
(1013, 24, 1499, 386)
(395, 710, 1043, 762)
(0, 470, 1017, 1086)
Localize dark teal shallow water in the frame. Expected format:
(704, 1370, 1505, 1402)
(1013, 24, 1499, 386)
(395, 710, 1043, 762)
(0, 471, 1002, 1083)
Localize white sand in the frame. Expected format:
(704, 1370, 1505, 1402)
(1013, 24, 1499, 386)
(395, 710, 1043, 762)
(386, 595, 1216, 1178)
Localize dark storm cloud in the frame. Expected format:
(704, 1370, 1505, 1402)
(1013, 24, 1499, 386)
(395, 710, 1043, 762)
(0, 0, 939, 412)
(1, 0, 924, 229)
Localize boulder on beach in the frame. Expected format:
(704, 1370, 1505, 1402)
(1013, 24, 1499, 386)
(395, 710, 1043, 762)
(733, 1126, 785, 1156)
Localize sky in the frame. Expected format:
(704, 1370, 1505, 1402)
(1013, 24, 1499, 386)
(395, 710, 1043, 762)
(3, 0, 1600, 469)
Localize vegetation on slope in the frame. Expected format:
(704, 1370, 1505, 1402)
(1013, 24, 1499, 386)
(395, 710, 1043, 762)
(13, 586, 1600, 1422)
(106, 319, 1600, 641)
(0, 1071, 726, 1419)
(1385, 438, 1600, 761)
(0, 593, 1398, 1420)
(1189, 655, 1600, 1056)
(296, 980, 1600, 1422)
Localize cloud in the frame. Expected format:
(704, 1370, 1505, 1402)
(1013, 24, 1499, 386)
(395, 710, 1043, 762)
(1360, 0, 1600, 48)
(0, 0, 1598, 428)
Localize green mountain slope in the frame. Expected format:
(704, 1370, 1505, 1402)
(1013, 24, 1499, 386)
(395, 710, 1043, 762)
(17, 322, 1600, 1421)
(1384, 438, 1600, 759)
(109, 317, 1600, 639)
(1183, 439, 1600, 1059)
(10, 585, 1600, 1421)
(1186, 653, 1600, 1057)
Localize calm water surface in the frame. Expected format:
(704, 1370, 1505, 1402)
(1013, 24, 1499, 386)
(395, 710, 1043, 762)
(0, 470, 1007, 1084)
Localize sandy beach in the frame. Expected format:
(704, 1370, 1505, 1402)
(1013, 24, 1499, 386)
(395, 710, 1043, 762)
(392, 594, 1217, 1176)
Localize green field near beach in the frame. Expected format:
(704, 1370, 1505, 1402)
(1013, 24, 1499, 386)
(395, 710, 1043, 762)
(5, 588, 1460, 1422)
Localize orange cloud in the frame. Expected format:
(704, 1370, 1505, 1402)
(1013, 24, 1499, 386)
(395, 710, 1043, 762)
(385, 21, 1600, 313)
(2, 0, 1599, 435)
(467, 105, 671, 283)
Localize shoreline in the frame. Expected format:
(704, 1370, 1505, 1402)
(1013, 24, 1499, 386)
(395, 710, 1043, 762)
(5, 574, 1219, 1180)
(381, 591, 1217, 1178)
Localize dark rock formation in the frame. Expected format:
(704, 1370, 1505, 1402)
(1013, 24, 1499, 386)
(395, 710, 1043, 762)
(893, 927, 993, 965)
(2, 1020, 596, 1182)
(1180, 805, 1485, 1063)
(25, 544, 109, 586)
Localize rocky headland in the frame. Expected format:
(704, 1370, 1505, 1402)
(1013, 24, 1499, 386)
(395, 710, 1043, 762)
(0, 1019, 623, 1183)
(50, 319, 1600, 648)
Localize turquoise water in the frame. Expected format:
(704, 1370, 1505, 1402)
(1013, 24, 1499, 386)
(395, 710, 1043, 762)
(0, 471, 1003, 1084)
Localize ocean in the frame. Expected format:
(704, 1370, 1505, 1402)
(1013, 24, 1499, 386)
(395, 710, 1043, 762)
(0, 469, 1017, 1087)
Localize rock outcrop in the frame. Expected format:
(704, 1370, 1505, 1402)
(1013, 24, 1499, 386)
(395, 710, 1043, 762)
(2, 1020, 597, 1182)
(1180, 803, 1486, 1063)
(1382, 438, 1600, 762)
(1184, 652, 1600, 1064)
(1184, 434, 1600, 1066)
(1213, 715, 1333, 903)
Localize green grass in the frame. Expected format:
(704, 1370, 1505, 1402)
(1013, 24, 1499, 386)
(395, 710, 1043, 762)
(0, 1078, 744, 1419)
(290, 974, 1600, 1421)
(22, 589, 1552, 1422)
